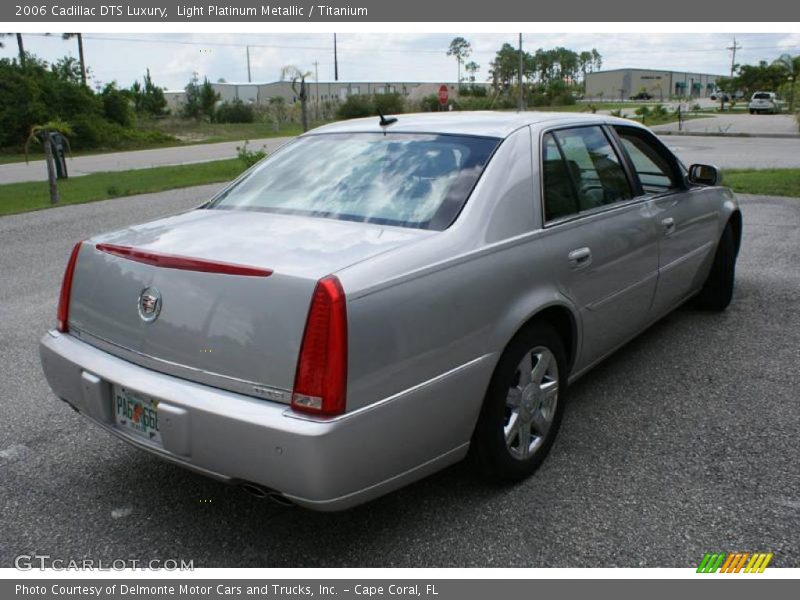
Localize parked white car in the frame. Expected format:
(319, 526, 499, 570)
(748, 91, 783, 114)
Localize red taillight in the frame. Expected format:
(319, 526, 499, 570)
(292, 276, 348, 416)
(56, 241, 83, 333)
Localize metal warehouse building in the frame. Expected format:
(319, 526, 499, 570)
(164, 80, 488, 111)
(585, 68, 725, 101)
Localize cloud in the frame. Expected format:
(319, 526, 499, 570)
(2, 32, 798, 90)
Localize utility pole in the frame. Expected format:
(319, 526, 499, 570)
(518, 33, 524, 111)
(246, 45, 251, 83)
(334, 33, 339, 81)
(727, 36, 742, 78)
(312, 60, 320, 121)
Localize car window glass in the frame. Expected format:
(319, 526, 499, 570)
(541, 133, 579, 221)
(615, 128, 679, 194)
(552, 126, 633, 212)
(209, 133, 500, 230)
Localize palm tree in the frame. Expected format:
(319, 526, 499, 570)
(62, 33, 87, 86)
(0, 33, 25, 65)
(25, 120, 73, 205)
(280, 65, 313, 132)
(773, 53, 800, 112)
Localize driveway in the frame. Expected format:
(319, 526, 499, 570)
(1, 187, 798, 567)
(0, 137, 292, 184)
(652, 113, 798, 136)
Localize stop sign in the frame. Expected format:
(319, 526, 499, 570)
(438, 84, 449, 105)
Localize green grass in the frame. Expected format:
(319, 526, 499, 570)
(139, 119, 308, 144)
(2, 154, 798, 220)
(0, 120, 307, 165)
(723, 169, 800, 198)
(0, 158, 248, 216)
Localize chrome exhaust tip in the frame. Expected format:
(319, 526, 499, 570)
(239, 482, 294, 507)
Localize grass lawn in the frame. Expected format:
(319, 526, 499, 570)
(0, 120, 306, 165)
(0, 159, 248, 217)
(722, 169, 800, 198)
(2, 159, 797, 219)
(139, 119, 308, 144)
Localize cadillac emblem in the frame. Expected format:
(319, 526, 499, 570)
(137, 287, 162, 322)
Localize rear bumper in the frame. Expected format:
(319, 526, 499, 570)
(40, 331, 486, 510)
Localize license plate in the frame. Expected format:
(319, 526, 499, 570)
(113, 385, 162, 445)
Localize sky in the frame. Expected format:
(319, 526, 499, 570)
(2, 32, 799, 91)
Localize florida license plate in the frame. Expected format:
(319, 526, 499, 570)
(113, 386, 162, 445)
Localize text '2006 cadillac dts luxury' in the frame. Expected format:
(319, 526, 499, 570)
(40, 112, 741, 510)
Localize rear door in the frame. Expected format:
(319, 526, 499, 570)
(611, 126, 719, 315)
(537, 125, 660, 371)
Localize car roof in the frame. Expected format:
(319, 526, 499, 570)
(308, 111, 643, 139)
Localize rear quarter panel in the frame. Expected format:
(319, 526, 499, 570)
(338, 126, 581, 453)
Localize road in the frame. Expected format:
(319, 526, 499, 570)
(664, 136, 800, 169)
(0, 137, 292, 185)
(1, 187, 798, 567)
(1, 116, 799, 185)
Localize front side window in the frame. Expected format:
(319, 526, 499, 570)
(209, 133, 500, 230)
(542, 126, 633, 222)
(614, 126, 682, 194)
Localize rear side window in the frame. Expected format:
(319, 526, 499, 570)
(208, 132, 500, 230)
(614, 126, 682, 194)
(541, 126, 633, 222)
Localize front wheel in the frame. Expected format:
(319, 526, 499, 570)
(695, 223, 737, 311)
(471, 322, 567, 481)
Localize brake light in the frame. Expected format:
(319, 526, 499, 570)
(56, 241, 83, 333)
(96, 243, 272, 277)
(292, 276, 348, 416)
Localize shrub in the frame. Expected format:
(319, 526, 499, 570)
(337, 95, 374, 119)
(69, 116, 173, 150)
(215, 100, 255, 123)
(236, 141, 267, 167)
(373, 93, 405, 115)
(101, 83, 134, 127)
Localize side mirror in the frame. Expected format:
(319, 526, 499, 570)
(687, 163, 721, 186)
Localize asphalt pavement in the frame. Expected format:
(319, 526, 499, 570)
(1, 186, 798, 567)
(664, 136, 800, 169)
(652, 113, 798, 136)
(0, 137, 292, 184)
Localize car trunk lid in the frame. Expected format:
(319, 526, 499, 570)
(67, 208, 430, 399)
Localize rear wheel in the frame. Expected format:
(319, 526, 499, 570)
(472, 322, 567, 481)
(695, 223, 737, 311)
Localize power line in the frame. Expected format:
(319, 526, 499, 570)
(24, 32, 797, 57)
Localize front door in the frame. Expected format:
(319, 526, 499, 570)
(612, 126, 719, 315)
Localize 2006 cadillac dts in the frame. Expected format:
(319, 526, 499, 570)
(40, 112, 742, 510)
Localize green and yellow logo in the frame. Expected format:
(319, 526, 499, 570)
(697, 552, 773, 573)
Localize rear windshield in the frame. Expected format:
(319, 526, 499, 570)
(208, 132, 500, 230)
(753, 92, 772, 99)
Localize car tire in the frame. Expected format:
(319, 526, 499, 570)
(471, 321, 567, 481)
(695, 223, 737, 311)
(749, 109, 755, 114)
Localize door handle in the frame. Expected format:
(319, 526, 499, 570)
(568, 247, 592, 269)
(661, 217, 676, 235)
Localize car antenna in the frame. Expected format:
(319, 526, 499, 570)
(377, 108, 398, 128)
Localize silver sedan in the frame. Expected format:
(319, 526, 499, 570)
(40, 112, 741, 510)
